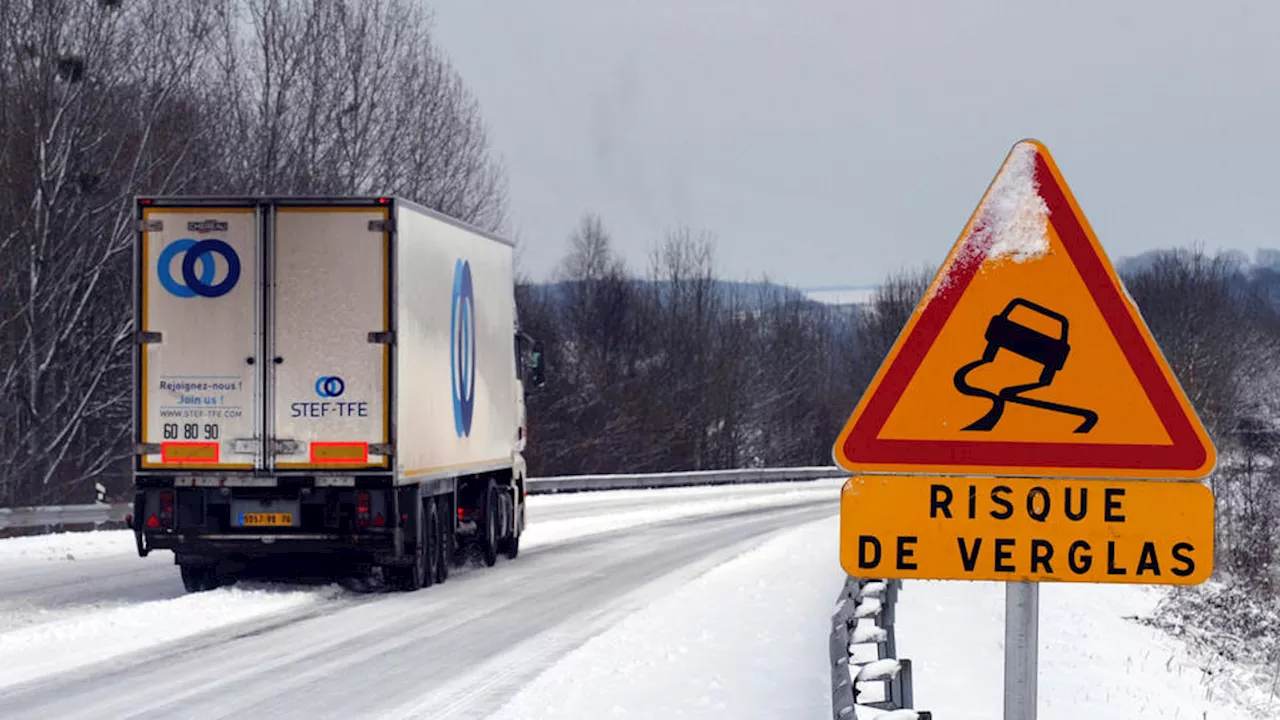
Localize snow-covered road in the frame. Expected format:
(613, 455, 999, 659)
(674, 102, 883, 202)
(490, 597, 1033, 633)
(0, 479, 843, 719)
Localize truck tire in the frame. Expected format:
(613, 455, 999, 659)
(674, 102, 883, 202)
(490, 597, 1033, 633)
(499, 501, 521, 560)
(399, 501, 430, 592)
(422, 498, 438, 590)
(501, 533, 520, 560)
(435, 495, 451, 584)
(481, 480, 499, 567)
(180, 564, 218, 593)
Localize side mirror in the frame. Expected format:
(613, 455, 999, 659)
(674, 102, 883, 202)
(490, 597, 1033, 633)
(529, 341, 546, 389)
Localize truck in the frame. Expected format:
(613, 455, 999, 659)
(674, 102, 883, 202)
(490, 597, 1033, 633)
(126, 196, 545, 593)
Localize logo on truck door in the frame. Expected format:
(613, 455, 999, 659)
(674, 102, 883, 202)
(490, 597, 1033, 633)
(451, 259, 476, 437)
(157, 237, 241, 298)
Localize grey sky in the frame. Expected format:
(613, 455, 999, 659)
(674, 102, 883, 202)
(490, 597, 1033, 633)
(427, 0, 1280, 289)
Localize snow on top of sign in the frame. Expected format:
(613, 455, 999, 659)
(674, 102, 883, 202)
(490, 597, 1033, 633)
(931, 141, 1049, 300)
(978, 141, 1050, 263)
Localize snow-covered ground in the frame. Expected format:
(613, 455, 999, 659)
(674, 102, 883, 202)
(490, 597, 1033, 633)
(0, 479, 842, 700)
(0, 477, 1268, 720)
(488, 515, 841, 719)
(0, 528, 138, 567)
(897, 579, 1265, 719)
(0, 583, 343, 692)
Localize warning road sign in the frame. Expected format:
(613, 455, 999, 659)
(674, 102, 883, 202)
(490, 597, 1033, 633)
(839, 474, 1215, 584)
(834, 139, 1215, 479)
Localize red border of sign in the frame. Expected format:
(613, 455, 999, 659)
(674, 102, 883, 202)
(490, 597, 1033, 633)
(836, 142, 1213, 478)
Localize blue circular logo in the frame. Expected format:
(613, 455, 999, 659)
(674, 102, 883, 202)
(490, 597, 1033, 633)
(315, 376, 345, 398)
(451, 259, 476, 438)
(158, 238, 240, 298)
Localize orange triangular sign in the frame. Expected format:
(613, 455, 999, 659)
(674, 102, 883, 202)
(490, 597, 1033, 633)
(834, 139, 1216, 479)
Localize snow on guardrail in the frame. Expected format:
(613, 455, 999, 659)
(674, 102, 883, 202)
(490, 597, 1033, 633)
(831, 575, 932, 720)
(0, 466, 847, 531)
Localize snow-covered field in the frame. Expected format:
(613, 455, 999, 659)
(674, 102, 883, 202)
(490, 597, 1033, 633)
(897, 579, 1268, 719)
(0, 480, 843, 701)
(0, 478, 1270, 719)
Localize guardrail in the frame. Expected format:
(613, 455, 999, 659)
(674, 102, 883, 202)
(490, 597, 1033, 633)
(0, 466, 845, 531)
(831, 575, 931, 720)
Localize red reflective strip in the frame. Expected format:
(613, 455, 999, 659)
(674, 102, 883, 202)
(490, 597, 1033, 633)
(310, 442, 370, 464)
(161, 442, 219, 463)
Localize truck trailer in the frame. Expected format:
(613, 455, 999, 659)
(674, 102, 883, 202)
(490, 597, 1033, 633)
(126, 196, 545, 593)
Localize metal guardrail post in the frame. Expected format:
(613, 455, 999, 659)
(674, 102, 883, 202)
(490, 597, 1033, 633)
(830, 574, 930, 719)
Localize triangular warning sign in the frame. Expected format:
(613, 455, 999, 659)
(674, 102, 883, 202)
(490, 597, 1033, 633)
(834, 139, 1216, 480)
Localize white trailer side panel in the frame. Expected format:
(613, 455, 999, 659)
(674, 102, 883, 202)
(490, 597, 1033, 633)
(271, 206, 391, 470)
(138, 207, 261, 470)
(395, 204, 518, 481)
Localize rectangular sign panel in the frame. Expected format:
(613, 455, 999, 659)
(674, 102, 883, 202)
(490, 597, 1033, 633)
(839, 474, 1214, 585)
(139, 206, 260, 470)
(271, 206, 390, 470)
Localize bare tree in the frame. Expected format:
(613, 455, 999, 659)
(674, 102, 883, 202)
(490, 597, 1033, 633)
(0, 0, 230, 506)
(0, 0, 509, 506)
(1124, 247, 1280, 586)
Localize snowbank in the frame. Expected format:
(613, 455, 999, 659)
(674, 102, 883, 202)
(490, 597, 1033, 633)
(0, 583, 342, 692)
(897, 579, 1258, 719)
(0, 529, 136, 567)
(488, 516, 842, 719)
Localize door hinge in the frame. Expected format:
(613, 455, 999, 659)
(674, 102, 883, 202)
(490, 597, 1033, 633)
(231, 438, 261, 455)
(368, 219, 394, 233)
(368, 331, 395, 345)
(137, 331, 162, 344)
(138, 219, 163, 232)
(135, 443, 161, 455)
(369, 443, 393, 456)
(272, 439, 301, 455)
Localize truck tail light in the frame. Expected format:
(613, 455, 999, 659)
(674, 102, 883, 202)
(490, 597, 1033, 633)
(356, 491, 371, 529)
(157, 490, 174, 528)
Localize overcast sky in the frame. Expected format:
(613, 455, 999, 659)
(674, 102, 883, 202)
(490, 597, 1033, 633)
(427, 0, 1280, 289)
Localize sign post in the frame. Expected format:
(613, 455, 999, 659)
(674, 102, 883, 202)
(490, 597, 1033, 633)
(832, 139, 1218, 719)
(1004, 582, 1038, 720)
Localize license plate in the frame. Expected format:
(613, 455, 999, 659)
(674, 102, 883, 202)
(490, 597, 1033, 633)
(240, 512, 293, 527)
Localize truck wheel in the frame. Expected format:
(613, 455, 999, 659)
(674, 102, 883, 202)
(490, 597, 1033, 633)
(400, 502, 429, 592)
(501, 533, 520, 560)
(180, 564, 218, 593)
(422, 499, 438, 589)
(499, 501, 522, 559)
(481, 481, 499, 567)
(435, 495, 451, 584)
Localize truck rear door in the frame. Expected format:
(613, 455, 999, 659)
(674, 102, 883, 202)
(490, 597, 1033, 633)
(136, 204, 263, 470)
(268, 204, 393, 471)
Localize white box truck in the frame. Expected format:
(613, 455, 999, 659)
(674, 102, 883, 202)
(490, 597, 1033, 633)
(127, 196, 545, 592)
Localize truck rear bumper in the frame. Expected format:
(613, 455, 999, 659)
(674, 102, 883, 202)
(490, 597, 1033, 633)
(131, 481, 413, 565)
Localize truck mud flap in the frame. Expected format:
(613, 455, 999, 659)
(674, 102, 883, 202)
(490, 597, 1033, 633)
(132, 490, 150, 558)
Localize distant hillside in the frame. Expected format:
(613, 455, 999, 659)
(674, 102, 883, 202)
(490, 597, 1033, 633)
(524, 247, 1280, 316)
(524, 279, 816, 311)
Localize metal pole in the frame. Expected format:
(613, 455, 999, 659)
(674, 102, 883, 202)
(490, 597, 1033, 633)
(1003, 581, 1039, 720)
